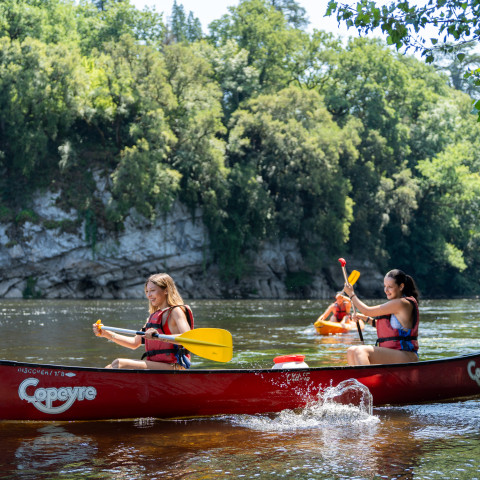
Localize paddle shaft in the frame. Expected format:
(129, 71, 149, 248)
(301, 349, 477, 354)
(95, 322, 233, 362)
(99, 325, 227, 348)
(100, 325, 174, 340)
(339, 261, 364, 343)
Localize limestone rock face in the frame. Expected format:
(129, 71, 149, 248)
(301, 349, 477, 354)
(0, 191, 380, 299)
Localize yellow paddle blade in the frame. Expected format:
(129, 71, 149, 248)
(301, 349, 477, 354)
(176, 328, 233, 363)
(348, 270, 360, 286)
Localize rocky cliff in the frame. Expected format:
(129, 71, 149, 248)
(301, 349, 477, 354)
(0, 191, 383, 300)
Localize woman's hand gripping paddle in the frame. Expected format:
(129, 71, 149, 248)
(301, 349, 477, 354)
(338, 258, 364, 343)
(95, 321, 233, 362)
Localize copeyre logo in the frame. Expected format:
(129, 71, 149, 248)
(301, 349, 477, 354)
(468, 361, 480, 387)
(18, 377, 97, 414)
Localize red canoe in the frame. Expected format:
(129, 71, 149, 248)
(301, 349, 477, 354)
(2, 353, 480, 421)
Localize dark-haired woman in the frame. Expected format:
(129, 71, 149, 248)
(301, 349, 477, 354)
(343, 269, 420, 366)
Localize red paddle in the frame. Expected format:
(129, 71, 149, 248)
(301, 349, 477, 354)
(338, 258, 364, 343)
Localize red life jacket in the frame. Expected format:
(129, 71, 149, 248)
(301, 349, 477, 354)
(142, 305, 194, 365)
(332, 302, 348, 321)
(374, 296, 419, 352)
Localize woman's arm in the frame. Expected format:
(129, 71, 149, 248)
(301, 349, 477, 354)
(93, 323, 142, 350)
(319, 303, 334, 320)
(107, 332, 143, 350)
(344, 285, 413, 328)
(350, 296, 403, 318)
(344, 283, 401, 317)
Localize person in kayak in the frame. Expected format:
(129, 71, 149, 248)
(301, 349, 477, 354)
(343, 269, 419, 366)
(92, 273, 193, 370)
(315, 292, 352, 325)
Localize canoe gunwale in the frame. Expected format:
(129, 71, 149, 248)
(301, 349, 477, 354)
(2, 351, 480, 374)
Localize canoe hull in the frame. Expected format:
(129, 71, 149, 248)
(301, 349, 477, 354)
(2, 353, 480, 421)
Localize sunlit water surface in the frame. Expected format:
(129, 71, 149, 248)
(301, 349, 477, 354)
(0, 298, 479, 479)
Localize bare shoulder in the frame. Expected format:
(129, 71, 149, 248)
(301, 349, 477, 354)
(400, 297, 414, 309)
(169, 306, 190, 333)
(170, 305, 188, 317)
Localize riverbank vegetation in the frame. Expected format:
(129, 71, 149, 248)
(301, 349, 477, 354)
(1, 0, 480, 296)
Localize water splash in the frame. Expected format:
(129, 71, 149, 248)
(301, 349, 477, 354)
(322, 377, 373, 414)
(228, 379, 378, 431)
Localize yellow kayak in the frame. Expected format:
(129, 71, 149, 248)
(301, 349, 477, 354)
(314, 318, 364, 336)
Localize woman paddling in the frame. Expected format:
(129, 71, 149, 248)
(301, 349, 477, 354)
(316, 292, 352, 324)
(344, 269, 420, 366)
(92, 273, 193, 370)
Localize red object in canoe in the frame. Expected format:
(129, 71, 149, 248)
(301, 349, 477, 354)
(1, 354, 480, 421)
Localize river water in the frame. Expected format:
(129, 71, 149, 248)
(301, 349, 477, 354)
(1, 298, 480, 479)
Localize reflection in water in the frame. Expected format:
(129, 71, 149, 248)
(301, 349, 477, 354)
(184, 412, 420, 480)
(15, 425, 96, 477)
(314, 333, 357, 345)
(1, 400, 479, 480)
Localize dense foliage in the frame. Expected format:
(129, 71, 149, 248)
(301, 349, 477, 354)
(1, 0, 480, 296)
(326, 0, 480, 115)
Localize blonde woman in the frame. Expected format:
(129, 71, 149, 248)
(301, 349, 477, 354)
(317, 292, 352, 324)
(93, 273, 193, 370)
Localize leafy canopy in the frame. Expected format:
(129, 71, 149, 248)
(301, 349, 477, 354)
(326, 1, 480, 117)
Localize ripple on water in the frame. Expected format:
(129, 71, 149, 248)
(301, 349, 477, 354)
(383, 399, 480, 440)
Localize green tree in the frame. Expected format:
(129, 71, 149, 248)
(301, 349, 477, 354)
(166, 1, 202, 44)
(199, 39, 260, 119)
(162, 42, 229, 233)
(409, 88, 480, 161)
(209, 0, 308, 91)
(433, 41, 480, 97)
(0, 0, 79, 44)
(405, 143, 480, 294)
(110, 142, 182, 221)
(78, 35, 178, 223)
(76, 0, 165, 52)
(326, 0, 480, 61)
(0, 37, 85, 204)
(185, 12, 202, 42)
(325, 0, 480, 116)
(318, 38, 451, 259)
(289, 30, 344, 89)
(225, 86, 358, 275)
(268, 0, 308, 29)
